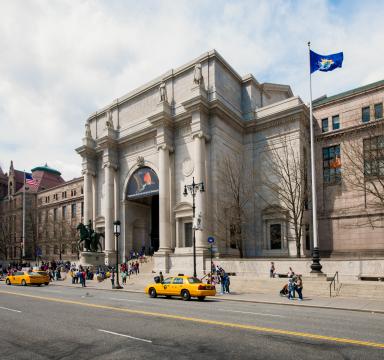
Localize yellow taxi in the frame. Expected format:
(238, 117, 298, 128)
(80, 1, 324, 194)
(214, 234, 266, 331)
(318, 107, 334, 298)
(5, 271, 49, 286)
(145, 275, 216, 301)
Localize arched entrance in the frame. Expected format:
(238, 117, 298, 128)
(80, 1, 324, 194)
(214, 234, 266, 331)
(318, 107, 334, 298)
(126, 166, 159, 255)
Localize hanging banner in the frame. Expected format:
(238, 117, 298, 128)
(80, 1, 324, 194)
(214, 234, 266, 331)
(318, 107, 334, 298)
(127, 167, 159, 199)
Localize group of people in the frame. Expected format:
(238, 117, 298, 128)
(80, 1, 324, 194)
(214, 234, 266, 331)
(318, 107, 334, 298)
(120, 261, 140, 285)
(69, 266, 94, 287)
(273, 264, 304, 301)
(209, 263, 230, 295)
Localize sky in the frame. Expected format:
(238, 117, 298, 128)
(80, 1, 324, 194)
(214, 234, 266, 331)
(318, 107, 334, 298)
(0, 0, 383, 180)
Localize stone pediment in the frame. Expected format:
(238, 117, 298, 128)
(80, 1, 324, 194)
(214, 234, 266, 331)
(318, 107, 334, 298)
(174, 202, 192, 218)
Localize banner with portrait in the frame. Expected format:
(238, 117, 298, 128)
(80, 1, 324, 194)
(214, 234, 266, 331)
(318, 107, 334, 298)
(127, 167, 159, 199)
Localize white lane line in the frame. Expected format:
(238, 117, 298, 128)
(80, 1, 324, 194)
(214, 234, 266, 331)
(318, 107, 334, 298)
(98, 329, 152, 343)
(218, 309, 285, 318)
(108, 297, 143, 303)
(0, 306, 22, 313)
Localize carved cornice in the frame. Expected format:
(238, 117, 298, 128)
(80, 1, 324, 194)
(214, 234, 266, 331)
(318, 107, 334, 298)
(148, 102, 173, 128)
(315, 119, 384, 142)
(181, 92, 209, 115)
(81, 169, 96, 177)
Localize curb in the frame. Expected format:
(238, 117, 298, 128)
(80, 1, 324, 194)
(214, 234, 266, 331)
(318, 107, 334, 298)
(50, 283, 384, 315)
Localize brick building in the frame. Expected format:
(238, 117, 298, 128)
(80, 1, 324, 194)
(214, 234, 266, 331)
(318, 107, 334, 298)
(313, 80, 384, 257)
(0, 163, 84, 263)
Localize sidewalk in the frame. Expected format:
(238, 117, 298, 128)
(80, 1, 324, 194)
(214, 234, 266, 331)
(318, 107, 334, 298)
(51, 275, 384, 314)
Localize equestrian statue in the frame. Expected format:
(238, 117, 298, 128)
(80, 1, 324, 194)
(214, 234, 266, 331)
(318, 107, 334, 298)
(77, 221, 104, 252)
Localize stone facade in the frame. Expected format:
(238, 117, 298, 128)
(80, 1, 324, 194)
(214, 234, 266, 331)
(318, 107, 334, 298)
(77, 50, 311, 273)
(313, 80, 384, 257)
(36, 177, 84, 261)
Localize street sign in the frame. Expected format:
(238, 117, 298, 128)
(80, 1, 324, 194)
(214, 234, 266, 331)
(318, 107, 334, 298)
(207, 236, 215, 244)
(212, 245, 218, 253)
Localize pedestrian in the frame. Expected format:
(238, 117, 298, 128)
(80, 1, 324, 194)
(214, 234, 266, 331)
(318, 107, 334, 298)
(288, 267, 294, 278)
(219, 269, 225, 295)
(224, 273, 230, 294)
(122, 271, 127, 285)
(159, 271, 164, 283)
(270, 262, 275, 278)
(288, 278, 295, 300)
(111, 268, 115, 288)
(295, 275, 303, 301)
(82, 269, 86, 287)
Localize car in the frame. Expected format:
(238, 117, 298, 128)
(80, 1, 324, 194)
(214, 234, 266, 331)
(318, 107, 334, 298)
(145, 275, 216, 301)
(5, 271, 49, 286)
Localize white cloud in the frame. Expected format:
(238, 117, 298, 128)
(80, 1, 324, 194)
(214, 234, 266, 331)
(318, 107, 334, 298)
(0, 0, 383, 179)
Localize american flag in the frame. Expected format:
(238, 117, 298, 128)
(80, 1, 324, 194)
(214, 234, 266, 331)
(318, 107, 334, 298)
(25, 173, 37, 187)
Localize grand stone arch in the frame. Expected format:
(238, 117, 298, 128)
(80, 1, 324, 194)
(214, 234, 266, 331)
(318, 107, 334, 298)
(122, 163, 160, 258)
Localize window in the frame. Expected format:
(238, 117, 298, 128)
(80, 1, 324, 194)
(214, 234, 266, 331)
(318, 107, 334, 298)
(45, 196, 50, 203)
(362, 106, 370, 123)
(71, 203, 76, 218)
(364, 135, 384, 177)
(172, 277, 184, 285)
(374, 103, 383, 120)
(270, 224, 282, 250)
(184, 222, 192, 247)
(62, 191, 67, 199)
(322, 145, 341, 184)
(321, 118, 328, 132)
(53, 193, 58, 200)
(332, 115, 340, 130)
(62, 206, 67, 219)
(53, 208, 57, 221)
(71, 189, 77, 196)
(81, 202, 84, 217)
(162, 278, 172, 284)
(81, 187, 83, 195)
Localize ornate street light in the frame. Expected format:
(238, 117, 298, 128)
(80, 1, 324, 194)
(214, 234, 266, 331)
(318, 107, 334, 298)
(183, 177, 205, 278)
(113, 220, 123, 289)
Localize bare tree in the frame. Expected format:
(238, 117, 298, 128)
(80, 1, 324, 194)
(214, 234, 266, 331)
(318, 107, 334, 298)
(0, 217, 12, 260)
(342, 122, 384, 227)
(257, 135, 308, 258)
(215, 153, 255, 258)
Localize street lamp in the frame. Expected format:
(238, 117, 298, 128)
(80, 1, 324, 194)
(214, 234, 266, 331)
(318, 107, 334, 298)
(113, 220, 123, 289)
(183, 177, 205, 278)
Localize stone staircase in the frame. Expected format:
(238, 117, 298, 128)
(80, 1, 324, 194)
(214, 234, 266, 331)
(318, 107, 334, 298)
(338, 281, 384, 299)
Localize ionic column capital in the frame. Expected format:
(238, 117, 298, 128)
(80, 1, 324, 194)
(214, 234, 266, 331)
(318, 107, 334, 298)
(81, 169, 96, 176)
(192, 131, 211, 142)
(157, 143, 174, 153)
(103, 161, 118, 170)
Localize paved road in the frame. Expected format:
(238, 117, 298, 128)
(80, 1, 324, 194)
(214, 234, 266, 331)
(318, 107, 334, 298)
(0, 284, 383, 359)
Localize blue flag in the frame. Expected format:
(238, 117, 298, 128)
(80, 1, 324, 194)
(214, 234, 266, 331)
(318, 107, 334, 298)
(310, 50, 343, 74)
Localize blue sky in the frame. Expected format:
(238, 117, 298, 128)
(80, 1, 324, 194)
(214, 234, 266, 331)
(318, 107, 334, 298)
(0, 0, 383, 179)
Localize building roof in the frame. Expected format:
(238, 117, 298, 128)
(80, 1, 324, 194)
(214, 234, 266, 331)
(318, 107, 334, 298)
(31, 164, 61, 176)
(313, 79, 384, 107)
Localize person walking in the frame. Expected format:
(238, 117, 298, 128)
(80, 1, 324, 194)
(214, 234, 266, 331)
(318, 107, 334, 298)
(224, 273, 230, 294)
(295, 275, 303, 301)
(81, 269, 86, 287)
(122, 271, 127, 285)
(159, 271, 164, 283)
(111, 268, 115, 288)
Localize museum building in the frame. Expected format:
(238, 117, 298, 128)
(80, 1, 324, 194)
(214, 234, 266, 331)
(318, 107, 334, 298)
(76, 50, 312, 273)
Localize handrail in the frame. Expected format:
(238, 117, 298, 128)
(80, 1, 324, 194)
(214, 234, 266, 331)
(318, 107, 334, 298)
(329, 271, 339, 297)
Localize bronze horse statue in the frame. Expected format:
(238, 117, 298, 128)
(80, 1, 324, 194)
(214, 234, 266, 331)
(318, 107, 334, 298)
(77, 222, 104, 252)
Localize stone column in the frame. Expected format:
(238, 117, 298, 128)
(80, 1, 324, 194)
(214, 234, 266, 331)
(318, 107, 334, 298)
(193, 132, 207, 249)
(82, 169, 93, 224)
(92, 175, 96, 225)
(158, 144, 172, 252)
(104, 163, 115, 263)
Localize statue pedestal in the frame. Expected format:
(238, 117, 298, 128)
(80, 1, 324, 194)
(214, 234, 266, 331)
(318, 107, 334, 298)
(79, 251, 106, 267)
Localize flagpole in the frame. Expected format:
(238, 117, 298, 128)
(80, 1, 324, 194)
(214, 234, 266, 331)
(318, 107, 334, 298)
(308, 42, 323, 274)
(22, 170, 26, 260)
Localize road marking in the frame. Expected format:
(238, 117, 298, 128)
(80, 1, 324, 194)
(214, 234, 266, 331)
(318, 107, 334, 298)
(109, 298, 143, 303)
(98, 329, 152, 343)
(0, 290, 383, 349)
(218, 309, 285, 318)
(0, 306, 22, 313)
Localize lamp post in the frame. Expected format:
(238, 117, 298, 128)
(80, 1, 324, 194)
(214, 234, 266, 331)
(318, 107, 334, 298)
(113, 220, 123, 289)
(183, 177, 205, 278)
